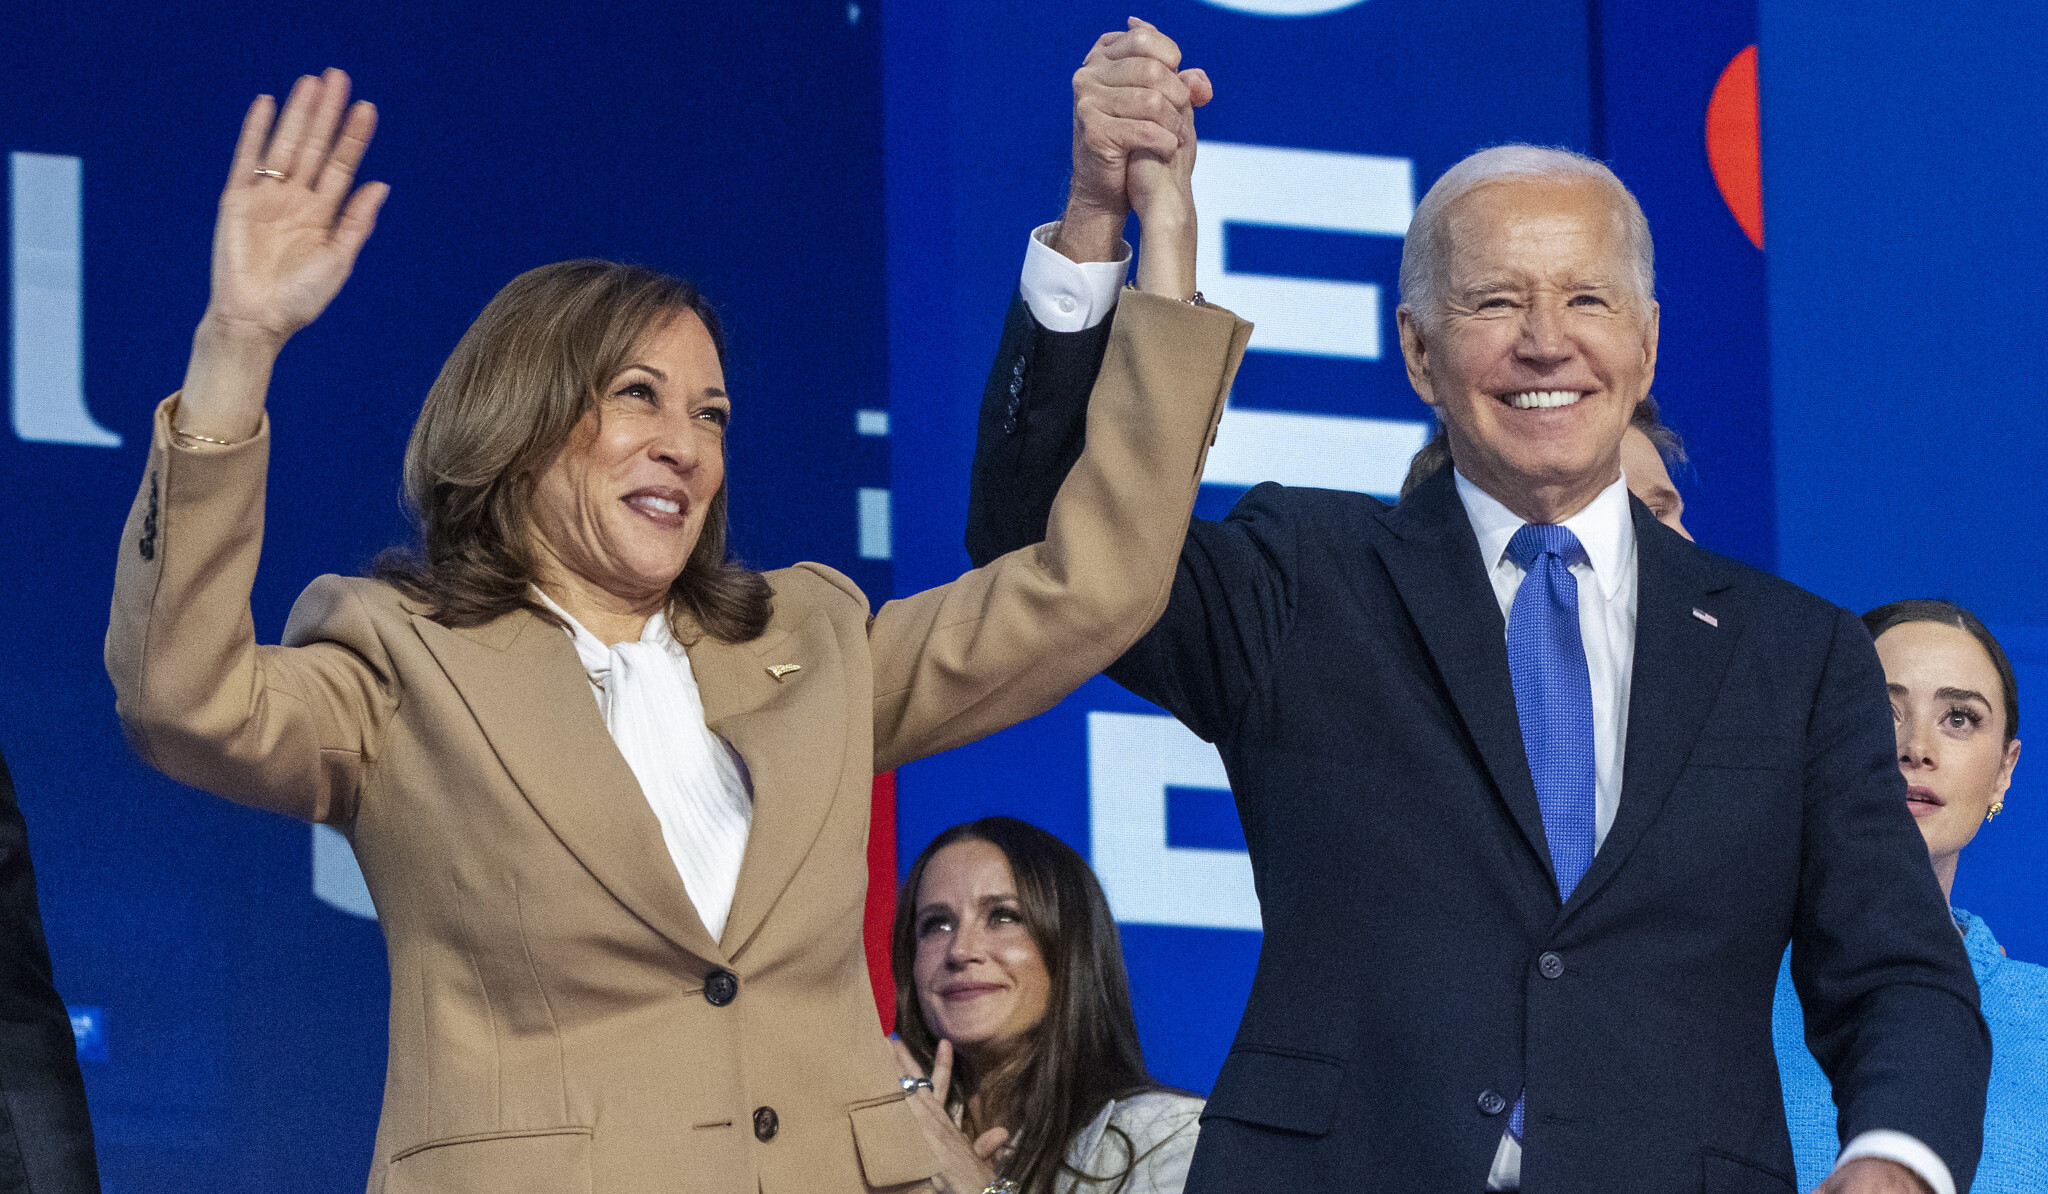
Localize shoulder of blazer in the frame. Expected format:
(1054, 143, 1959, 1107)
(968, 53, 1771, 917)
(281, 573, 420, 649)
(765, 561, 872, 635)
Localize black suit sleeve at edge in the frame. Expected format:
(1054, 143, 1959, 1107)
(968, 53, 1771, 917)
(1789, 607, 1988, 1189)
(964, 291, 1110, 569)
(0, 747, 101, 1193)
(963, 290, 1298, 743)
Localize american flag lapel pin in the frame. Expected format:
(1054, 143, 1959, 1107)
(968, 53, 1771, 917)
(1691, 607, 1719, 628)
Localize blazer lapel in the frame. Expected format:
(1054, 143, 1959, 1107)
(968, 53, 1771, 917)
(689, 616, 845, 959)
(411, 608, 725, 964)
(1374, 470, 1554, 881)
(1561, 501, 1739, 920)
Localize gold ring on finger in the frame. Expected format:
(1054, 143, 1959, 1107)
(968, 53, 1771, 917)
(252, 168, 288, 180)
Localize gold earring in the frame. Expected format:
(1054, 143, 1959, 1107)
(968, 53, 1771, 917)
(1986, 802, 2004, 822)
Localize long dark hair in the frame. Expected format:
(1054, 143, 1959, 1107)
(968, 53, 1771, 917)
(892, 818, 1172, 1194)
(373, 259, 771, 642)
(1863, 600, 2019, 744)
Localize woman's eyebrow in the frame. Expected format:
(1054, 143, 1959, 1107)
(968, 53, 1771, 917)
(619, 363, 668, 382)
(1933, 686, 1992, 707)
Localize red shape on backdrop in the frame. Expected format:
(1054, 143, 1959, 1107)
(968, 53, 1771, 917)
(865, 771, 899, 1032)
(1706, 44, 1765, 249)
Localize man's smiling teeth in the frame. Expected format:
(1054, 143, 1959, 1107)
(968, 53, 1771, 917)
(630, 495, 681, 515)
(1505, 390, 1583, 409)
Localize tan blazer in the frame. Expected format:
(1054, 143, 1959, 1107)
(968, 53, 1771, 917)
(105, 292, 1250, 1194)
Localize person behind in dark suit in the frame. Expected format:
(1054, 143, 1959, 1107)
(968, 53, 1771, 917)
(961, 20, 1985, 1194)
(0, 745, 101, 1193)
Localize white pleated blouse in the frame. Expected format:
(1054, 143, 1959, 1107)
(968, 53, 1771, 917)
(534, 590, 753, 941)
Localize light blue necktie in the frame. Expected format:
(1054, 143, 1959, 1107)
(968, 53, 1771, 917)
(1503, 523, 1597, 1144)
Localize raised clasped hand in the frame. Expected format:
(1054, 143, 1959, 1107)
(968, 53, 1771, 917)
(889, 1037, 1010, 1194)
(206, 68, 388, 349)
(1061, 17, 1212, 293)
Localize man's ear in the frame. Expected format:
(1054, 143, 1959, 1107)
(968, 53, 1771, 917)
(1639, 299, 1661, 387)
(1397, 305, 1439, 409)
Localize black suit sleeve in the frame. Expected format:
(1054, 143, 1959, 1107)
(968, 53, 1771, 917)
(1789, 608, 1988, 1188)
(964, 292, 1113, 568)
(965, 290, 1297, 742)
(0, 748, 101, 1194)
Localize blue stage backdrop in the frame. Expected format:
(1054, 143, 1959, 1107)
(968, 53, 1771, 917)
(1759, 1, 2048, 960)
(3, 3, 888, 1190)
(0, 1, 2042, 1188)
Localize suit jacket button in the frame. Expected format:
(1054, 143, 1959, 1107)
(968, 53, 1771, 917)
(704, 968, 738, 1006)
(1478, 1090, 1508, 1117)
(753, 1106, 779, 1142)
(1538, 951, 1565, 980)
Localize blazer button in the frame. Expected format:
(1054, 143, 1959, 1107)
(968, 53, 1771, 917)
(703, 968, 738, 1007)
(1478, 1090, 1508, 1117)
(753, 1106, 779, 1142)
(1538, 951, 1565, 980)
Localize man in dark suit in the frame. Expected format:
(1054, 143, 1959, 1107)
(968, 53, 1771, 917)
(0, 745, 100, 1193)
(964, 22, 1986, 1194)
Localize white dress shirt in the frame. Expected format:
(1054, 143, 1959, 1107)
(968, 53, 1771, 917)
(534, 591, 753, 943)
(1016, 228, 1950, 1194)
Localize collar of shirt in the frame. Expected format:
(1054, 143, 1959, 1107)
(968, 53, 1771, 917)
(1453, 469, 1635, 605)
(528, 588, 684, 688)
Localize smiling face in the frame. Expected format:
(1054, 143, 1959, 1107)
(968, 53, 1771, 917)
(911, 839, 1052, 1069)
(528, 309, 730, 618)
(1398, 177, 1659, 524)
(1876, 620, 2021, 893)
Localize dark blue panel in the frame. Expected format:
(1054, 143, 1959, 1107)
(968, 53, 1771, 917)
(1166, 787, 1248, 853)
(1760, 0, 2048, 960)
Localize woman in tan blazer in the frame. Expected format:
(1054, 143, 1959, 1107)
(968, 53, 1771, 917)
(104, 71, 1244, 1194)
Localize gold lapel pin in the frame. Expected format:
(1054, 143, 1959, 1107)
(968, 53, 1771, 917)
(1691, 607, 1719, 628)
(766, 663, 802, 681)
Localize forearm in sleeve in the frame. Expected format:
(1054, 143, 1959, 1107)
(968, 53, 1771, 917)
(873, 291, 1251, 771)
(1791, 607, 1989, 1191)
(964, 229, 1126, 567)
(105, 397, 390, 823)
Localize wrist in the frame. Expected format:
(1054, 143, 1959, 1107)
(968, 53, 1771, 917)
(195, 310, 290, 359)
(1052, 199, 1129, 264)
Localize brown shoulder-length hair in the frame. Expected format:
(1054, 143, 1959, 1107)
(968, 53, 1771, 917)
(374, 259, 771, 641)
(893, 818, 1183, 1194)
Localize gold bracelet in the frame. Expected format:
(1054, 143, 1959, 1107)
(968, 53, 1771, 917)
(172, 428, 241, 447)
(1123, 282, 1207, 306)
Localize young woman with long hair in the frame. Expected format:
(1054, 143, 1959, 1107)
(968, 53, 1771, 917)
(889, 818, 1200, 1194)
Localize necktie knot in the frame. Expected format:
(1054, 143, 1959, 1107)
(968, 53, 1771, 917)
(1506, 522, 1587, 572)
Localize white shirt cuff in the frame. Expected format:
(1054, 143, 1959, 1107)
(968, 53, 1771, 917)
(1836, 1130, 1954, 1194)
(1018, 221, 1130, 333)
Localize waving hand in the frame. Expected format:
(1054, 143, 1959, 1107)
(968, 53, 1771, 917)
(177, 69, 387, 441)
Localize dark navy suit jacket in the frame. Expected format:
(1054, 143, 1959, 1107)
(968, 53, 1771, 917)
(965, 297, 1988, 1193)
(0, 746, 99, 1194)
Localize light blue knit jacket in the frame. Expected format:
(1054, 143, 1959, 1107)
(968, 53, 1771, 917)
(1772, 909, 2048, 1193)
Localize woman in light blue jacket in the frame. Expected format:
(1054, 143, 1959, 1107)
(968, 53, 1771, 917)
(1774, 600, 2047, 1193)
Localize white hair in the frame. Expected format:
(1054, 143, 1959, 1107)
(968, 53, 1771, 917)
(1397, 144, 1655, 321)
